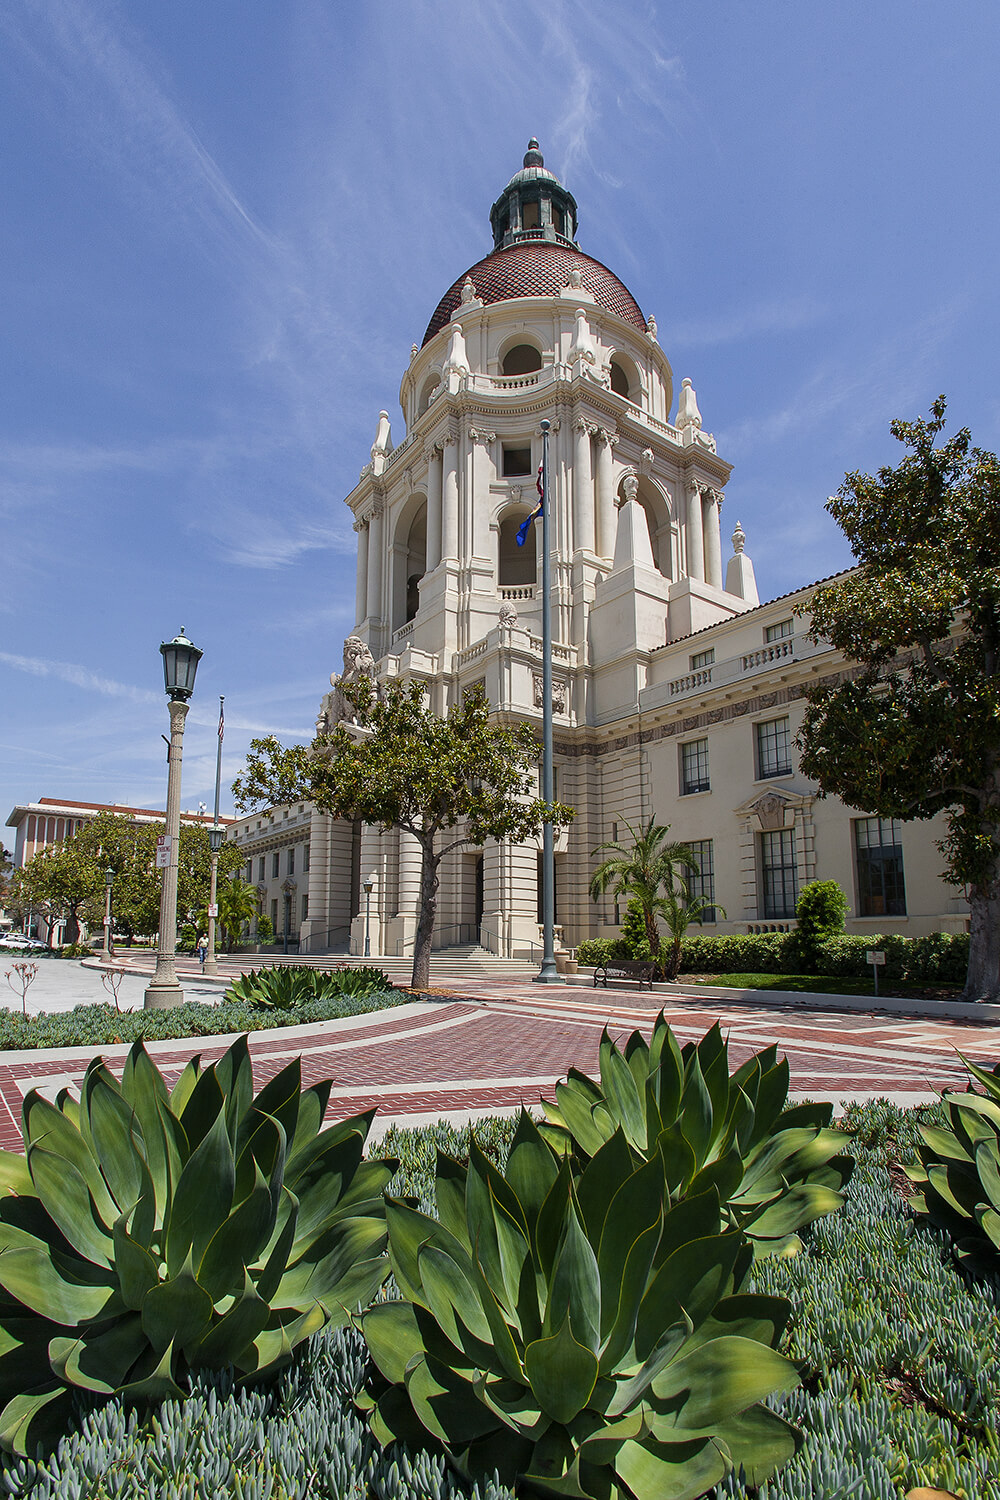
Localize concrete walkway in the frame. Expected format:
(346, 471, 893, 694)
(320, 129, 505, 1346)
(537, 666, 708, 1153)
(0, 957, 994, 1151)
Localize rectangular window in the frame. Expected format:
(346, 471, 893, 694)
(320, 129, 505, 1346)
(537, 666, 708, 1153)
(686, 839, 716, 923)
(521, 200, 540, 230)
(680, 738, 710, 795)
(760, 829, 798, 919)
(690, 647, 714, 670)
(502, 444, 532, 476)
(288, 847, 295, 876)
(244, 861, 252, 884)
(765, 619, 794, 643)
(271, 899, 278, 928)
(304, 844, 310, 873)
(756, 717, 792, 778)
(258, 857, 265, 882)
(271, 851, 280, 879)
(855, 817, 907, 916)
(301, 894, 309, 922)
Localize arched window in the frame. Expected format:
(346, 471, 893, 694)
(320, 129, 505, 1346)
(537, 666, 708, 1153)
(502, 344, 543, 376)
(609, 360, 630, 398)
(498, 511, 536, 587)
(609, 353, 641, 405)
(417, 374, 440, 416)
(620, 476, 674, 581)
(391, 501, 427, 631)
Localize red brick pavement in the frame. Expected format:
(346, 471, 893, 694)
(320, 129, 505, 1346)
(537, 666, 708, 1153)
(0, 979, 993, 1151)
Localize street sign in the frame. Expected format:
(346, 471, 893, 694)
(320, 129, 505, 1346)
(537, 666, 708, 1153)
(207, 904, 218, 918)
(155, 835, 172, 870)
(866, 950, 886, 966)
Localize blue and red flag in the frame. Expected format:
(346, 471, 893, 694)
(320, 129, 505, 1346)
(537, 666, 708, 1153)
(516, 460, 545, 547)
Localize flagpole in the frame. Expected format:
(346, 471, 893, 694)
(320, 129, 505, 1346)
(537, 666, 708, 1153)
(204, 695, 225, 977)
(535, 419, 560, 983)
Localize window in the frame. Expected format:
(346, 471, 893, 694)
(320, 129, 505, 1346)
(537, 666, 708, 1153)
(244, 861, 252, 883)
(686, 840, 716, 923)
(288, 847, 295, 876)
(855, 817, 907, 916)
(502, 444, 532, 476)
(502, 345, 542, 376)
(760, 829, 798, 919)
(301, 895, 309, 922)
(304, 844, 310, 873)
(690, 647, 714, 671)
(271, 899, 278, 928)
(609, 361, 629, 398)
(522, 199, 540, 230)
(765, 619, 793, 643)
(680, 738, 710, 795)
(553, 205, 564, 236)
(756, 717, 792, 778)
(271, 851, 280, 879)
(258, 857, 265, 882)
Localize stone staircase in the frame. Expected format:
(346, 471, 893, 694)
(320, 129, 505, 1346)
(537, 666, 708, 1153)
(258, 949, 539, 984)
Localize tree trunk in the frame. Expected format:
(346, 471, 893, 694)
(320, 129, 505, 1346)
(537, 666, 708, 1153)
(964, 875, 1000, 1002)
(65, 908, 80, 945)
(411, 842, 439, 990)
(643, 908, 662, 977)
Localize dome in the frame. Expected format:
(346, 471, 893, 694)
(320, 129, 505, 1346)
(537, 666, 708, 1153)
(422, 240, 647, 347)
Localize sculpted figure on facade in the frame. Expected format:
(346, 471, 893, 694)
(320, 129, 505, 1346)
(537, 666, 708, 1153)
(315, 635, 377, 734)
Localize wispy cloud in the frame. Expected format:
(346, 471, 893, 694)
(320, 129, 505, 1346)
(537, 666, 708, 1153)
(671, 295, 827, 350)
(0, 651, 159, 704)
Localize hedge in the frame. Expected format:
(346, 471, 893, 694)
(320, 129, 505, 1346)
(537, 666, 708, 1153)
(577, 930, 970, 985)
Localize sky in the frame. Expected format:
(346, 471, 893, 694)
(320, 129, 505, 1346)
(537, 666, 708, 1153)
(2, 0, 998, 826)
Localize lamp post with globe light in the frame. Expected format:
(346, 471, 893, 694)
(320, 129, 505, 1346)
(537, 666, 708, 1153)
(144, 630, 202, 1010)
(101, 867, 114, 960)
(363, 878, 374, 958)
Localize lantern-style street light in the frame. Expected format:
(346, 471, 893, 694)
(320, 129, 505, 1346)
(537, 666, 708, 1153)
(144, 630, 202, 1010)
(101, 867, 114, 960)
(363, 878, 374, 959)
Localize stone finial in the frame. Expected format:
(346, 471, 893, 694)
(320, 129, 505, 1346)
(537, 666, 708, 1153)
(460, 276, 477, 305)
(732, 520, 746, 554)
(622, 474, 639, 505)
(569, 307, 596, 366)
(443, 320, 470, 375)
(565, 266, 583, 289)
(676, 377, 702, 431)
(410, 343, 419, 361)
(498, 600, 518, 627)
(646, 314, 658, 341)
(370, 410, 392, 463)
(725, 520, 759, 606)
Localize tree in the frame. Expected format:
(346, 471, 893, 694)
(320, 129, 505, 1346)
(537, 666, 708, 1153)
(796, 397, 1000, 1002)
(589, 817, 697, 971)
(233, 680, 573, 989)
(658, 875, 726, 980)
(215, 874, 260, 953)
(10, 841, 102, 945)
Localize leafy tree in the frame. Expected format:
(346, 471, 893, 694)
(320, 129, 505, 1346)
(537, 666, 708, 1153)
(215, 874, 260, 953)
(789, 880, 848, 970)
(589, 817, 697, 971)
(10, 841, 102, 945)
(796, 398, 1000, 1001)
(233, 680, 572, 988)
(658, 874, 726, 979)
(71, 814, 159, 943)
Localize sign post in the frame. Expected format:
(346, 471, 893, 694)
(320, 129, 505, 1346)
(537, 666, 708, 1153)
(866, 949, 885, 997)
(154, 835, 172, 870)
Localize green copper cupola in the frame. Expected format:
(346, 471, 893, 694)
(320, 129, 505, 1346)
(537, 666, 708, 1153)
(489, 139, 579, 250)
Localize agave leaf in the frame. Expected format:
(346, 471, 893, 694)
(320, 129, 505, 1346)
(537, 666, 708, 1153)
(577, 1407, 648, 1465)
(958, 1054, 1000, 1098)
(524, 1316, 599, 1425)
(277, 1215, 388, 1308)
(332, 1157, 398, 1217)
(141, 1250, 213, 1353)
(21, 1092, 119, 1228)
(656, 1188, 722, 1267)
(506, 1113, 560, 1226)
(653, 1335, 799, 1425)
(236, 1112, 287, 1221)
(549, 1079, 608, 1160)
(919, 1124, 974, 1164)
(112, 1214, 159, 1310)
(417, 1243, 494, 1350)
(186, 1269, 269, 1367)
(975, 1204, 1000, 1249)
(615, 1434, 727, 1500)
(253, 1186, 299, 1302)
(594, 1155, 664, 1335)
(27, 1145, 113, 1266)
(241, 1058, 303, 1154)
(605, 1320, 692, 1418)
(746, 1183, 848, 1241)
(576, 1131, 637, 1243)
(363, 1299, 425, 1385)
(714, 1402, 802, 1482)
(534, 1158, 573, 1282)
(655, 1122, 698, 1198)
(169, 1055, 203, 1117)
(598, 1220, 661, 1375)
(469, 1258, 524, 1382)
(0, 1385, 71, 1459)
(600, 1045, 646, 1151)
(176, 1066, 226, 1155)
(213, 1035, 255, 1140)
(0, 1152, 33, 1198)
(636, 1233, 741, 1361)
(0, 1245, 115, 1324)
(687, 1151, 744, 1207)
(975, 1142, 1000, 1211)
(752, 1057, 792, 1140)
(775, 1101, 834, 1131)
(285, 1110, 368, 1198)
(165, 1106, 236, 1274)
(678, 1292, 791, 1354)
(544, 1196, 600, 1354)
(197, 1163, 274, 1300)
(119, 1040, 169, 1111)
(678, 1057, 714, 1167)
(697, 1025, 733, 1138)
(117, 1339, 184, 1402)
(48, 1313, 146, 1393)
(286, 1080, 334, 1163)
(386, 1197, 469, 1305)
(245, 1300, 327, 1377)
(434, 1150, 470, 1244)
(951, 1092, 1000, 1137)
(405, 1351, 500, 1447)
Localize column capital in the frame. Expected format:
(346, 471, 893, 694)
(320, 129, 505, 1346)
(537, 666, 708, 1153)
(468, 427, 496, 445)
(595, 427, 618, 448)
(708, 487, 725, 508)
(369, 497, 385, 521)
(424, 441, 442, 463)
(352, 517, 367, 534)
(440, 430, 458, 449)
(687, 478, 703, 497)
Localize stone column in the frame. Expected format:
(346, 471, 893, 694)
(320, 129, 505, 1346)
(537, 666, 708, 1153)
(425, 444, 443, 571)
(594, 429, 618, 560)
(354, 519, 369, 625)
(366, 499, 384, 621)
(469, 427, 495, 559)
(704, 489, 724, 590)
(572, 418, 595, 553)
(397, 828, 423, 917)
(686, 480, 705, 582)
(440, 433, 459, 563)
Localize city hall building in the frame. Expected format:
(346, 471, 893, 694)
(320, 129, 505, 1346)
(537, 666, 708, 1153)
(229, 142, 967, 958)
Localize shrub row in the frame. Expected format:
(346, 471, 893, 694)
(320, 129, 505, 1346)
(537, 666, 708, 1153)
(2, 1102, 996, 1499)
(576, 929, 970, 984)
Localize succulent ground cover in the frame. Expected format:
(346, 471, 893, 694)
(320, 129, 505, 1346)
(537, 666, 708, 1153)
(0, 1103, 995, 1498)
(0, 987, 408, 1052)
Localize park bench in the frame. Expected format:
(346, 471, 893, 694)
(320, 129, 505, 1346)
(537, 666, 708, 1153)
(592, 959, 658, 991)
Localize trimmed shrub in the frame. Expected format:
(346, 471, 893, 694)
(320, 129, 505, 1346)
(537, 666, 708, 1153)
(788, 880, 848, 968)
(576, 936, 631, 967)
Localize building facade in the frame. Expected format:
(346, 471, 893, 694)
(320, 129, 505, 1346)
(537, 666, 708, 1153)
(228, 142, 967, 956)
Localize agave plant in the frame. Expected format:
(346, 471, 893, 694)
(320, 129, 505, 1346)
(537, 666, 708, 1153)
(225, 964, 392, 1009)
(362, 1110, 801, 1500)
(0, 1035, 396, 1454)
(907, 1054, 1000, 1272)
(540, 1016, 853, 1256)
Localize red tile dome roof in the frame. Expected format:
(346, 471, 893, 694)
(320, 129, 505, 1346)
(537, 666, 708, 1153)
(422, 240, 646, 347)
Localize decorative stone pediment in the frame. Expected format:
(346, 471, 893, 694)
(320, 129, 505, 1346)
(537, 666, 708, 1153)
(734, 786, 812, 831)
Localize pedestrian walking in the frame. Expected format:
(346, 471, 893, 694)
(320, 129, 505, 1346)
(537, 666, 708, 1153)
(196, 933, 208, 968)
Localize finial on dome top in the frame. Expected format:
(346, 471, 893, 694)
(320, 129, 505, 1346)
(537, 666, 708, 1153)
(523, 138, 544, 168)
(732, 520, 746, 554)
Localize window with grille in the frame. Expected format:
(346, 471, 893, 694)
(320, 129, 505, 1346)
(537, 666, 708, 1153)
(759, 829, 798, 919)
(288, 847, 295, 876)
(765, 619, 793, 643)
(304, 844, 310, 873)
(855, 817, 906, 916)
(301, 895, 309, 922)
(756, 717, 792, 778)
(258, 857, 265, 882)
(686, 839, 716, 923)
(244, 861, 252, 883)
(690, 648, 714, 670)
(680, 738, 710, 795)
(271, 852, 279, 879)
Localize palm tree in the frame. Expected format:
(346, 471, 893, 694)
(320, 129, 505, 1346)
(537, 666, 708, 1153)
(658, 873, 727, 979)
(216, 874, 260, 954)
(589, 817, 698, 967)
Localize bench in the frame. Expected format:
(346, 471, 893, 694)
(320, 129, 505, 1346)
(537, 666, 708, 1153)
(593, 959, 658, 991)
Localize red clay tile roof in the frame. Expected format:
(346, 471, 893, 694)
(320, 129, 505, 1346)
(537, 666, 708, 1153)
(422, 241, 646, 346)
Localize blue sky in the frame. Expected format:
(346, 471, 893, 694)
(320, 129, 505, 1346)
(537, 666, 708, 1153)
(2, 1, 998, 823)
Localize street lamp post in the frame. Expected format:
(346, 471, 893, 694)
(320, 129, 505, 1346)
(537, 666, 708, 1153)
(144, 630, 202, 1010)
(204, 694, 225, 977)
(101, 867, 114, 960)
(363, 878, 374, 958)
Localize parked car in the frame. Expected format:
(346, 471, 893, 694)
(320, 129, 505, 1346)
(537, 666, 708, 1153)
(0, 934, 51, 951)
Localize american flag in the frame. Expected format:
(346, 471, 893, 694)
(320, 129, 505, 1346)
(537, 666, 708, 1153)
(218, 698, 225, 741)
(515, 461, 545, 548)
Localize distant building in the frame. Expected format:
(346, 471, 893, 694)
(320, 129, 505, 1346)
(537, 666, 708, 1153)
(228, 141, 967, 957)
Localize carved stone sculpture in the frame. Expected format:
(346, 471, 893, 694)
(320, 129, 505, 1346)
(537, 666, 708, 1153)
(498, 600, 518, 627)
(752, 791, 790, 832)
(316, 635, 377, 734)
(534, 673, 567, 714)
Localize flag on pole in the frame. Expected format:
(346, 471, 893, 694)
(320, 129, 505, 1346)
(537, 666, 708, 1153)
(515, 460, 545, 547)
(218, 699, 225, 741)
